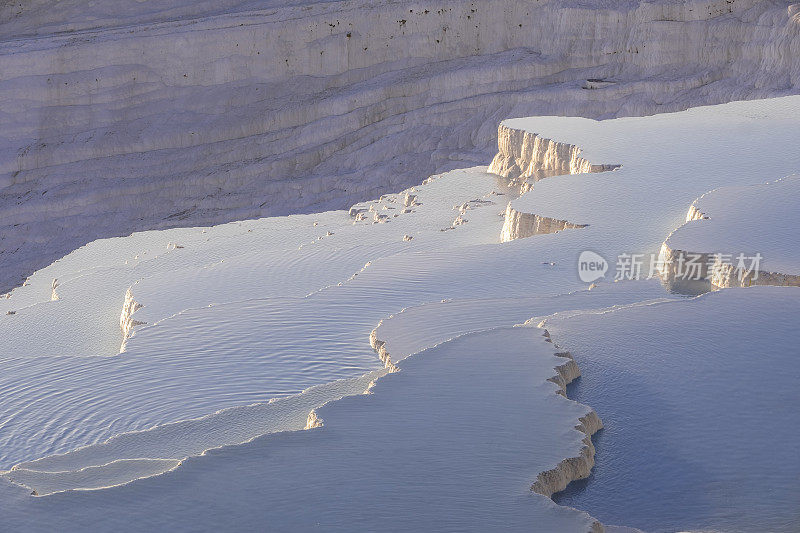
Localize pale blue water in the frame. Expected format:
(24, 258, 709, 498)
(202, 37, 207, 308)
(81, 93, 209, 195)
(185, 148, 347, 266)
(551, 289, 800, 533)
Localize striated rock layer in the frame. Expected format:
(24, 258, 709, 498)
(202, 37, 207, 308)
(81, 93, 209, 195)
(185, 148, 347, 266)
(501, 201, 590, 242)
(2, 0, 800, 291)
(489, 124, 620, 183)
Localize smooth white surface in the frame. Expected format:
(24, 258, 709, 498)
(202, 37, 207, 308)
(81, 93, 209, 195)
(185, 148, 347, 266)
(500, 97, 800, 272)
(665, 175, 800, 275)
(0, 167, 511, 470)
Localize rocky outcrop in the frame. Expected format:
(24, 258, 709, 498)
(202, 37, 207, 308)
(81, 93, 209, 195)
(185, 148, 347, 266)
(501, 202, 589, 242)
(368, 328, 399, 372)
(489, 124, 619, 183)
(531, 329, 603, 506)
(658, 241, 800, 289)
(709, 261, 800, 288)
(119, 288, 144, 351)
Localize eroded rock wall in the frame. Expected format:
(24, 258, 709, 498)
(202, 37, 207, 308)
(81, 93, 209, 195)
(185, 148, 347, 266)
(2, 0, 799, 291)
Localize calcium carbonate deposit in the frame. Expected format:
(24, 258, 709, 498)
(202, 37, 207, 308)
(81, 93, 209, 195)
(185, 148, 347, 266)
(0, 93, 798, 531)
(1, 2, 800, 531)
(659, 175, 800, 288)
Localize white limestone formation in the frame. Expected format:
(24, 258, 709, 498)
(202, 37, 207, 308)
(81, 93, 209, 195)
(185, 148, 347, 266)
(489, 97, 800, 268)
(1, 97, 798, 483)
(0, 166, 514, 473)
(1, 91, 800, 531)
(501, 200, 591, 242)
(490, 124, 619, 241)
(2, 327, 608, 532)
(489, 124, 620, 183)
(658, 175, 800, 288)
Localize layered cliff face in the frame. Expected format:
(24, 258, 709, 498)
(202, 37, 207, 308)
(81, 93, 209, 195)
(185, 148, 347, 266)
(2, 0, 800, 292)
(490, 125, 618, 241)
(490, 124, 620, 183)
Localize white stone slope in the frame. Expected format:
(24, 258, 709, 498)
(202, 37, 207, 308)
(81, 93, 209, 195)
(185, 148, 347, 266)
(2, 282, 671, 498)
(2, 0, 800, 291)
(1, 328, 606, 532)
(658, 175, 800, 288)
(540, 286, 800, 533)
(0, 166, 515, 470)
(490, 96, 800, 279)
(1, 96, 799, 499)
(1, 96, 799, 531)
(0, 175, 672, 499)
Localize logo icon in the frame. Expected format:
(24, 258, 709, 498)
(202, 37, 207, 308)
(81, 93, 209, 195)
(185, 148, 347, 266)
(578, 251, 608, 283)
